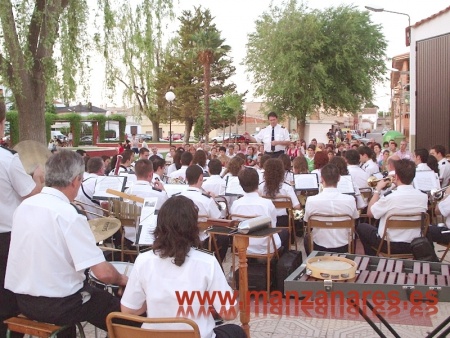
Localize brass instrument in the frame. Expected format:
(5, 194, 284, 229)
(367, 176, 393, 188)
(430, 186, 449, 201)
(73, 200, 110, 217)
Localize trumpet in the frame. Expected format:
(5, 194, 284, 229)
(430, 186, 449, 201)
(367, 176, 393, 188)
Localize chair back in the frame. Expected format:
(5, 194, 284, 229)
(106, 312, 200, 338)
(307, 214, 355, 253)
(214, 195, 230, 219)
(109, 199, 141, 227)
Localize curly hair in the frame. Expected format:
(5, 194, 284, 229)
(192, 149, 207, 168)
(329, 156, 348, 175)
(292, 156, 308, 174)
(224, 156, 244, 176)
(152, 196, 201, 267)
(279, 154, 292, 171)
(263, 158, 285, 198)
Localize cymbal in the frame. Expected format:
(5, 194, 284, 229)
(88, 217, 121, 243)
(13, 140, 52, 175)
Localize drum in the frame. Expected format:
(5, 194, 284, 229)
(88, 261, 134, 293)
(305, 256, 357, 280)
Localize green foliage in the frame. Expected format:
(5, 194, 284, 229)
(245, 0, 387, 124)
(5, 111, 19, 146)
(55, 113, 82, 146)
(109, 115, 126, 141)
(87, 114, 106, 140)
(45, 113, 57, 142)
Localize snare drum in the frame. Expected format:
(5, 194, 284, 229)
(88, 261, 134, 293)
(306, 256, 357, 280)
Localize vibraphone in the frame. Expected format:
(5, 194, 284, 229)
(285, 251, 450, 301)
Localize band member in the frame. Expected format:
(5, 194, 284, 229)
(168, 151, 193, 182)
(5, 150, 127, 335)
(345, 149, 369, 189)
(0, 99, 44, 337)
(430, 145, 450, 187)
(202, 159, 226, 196)
(358, 146, 379, 176)
(121, 196, 245, 338)
(75, 157, 105, 220)
(112, 149, 134, 175)
(357, 159, 428, 256)
(428, 186, 450, 245)
(243, 112, 290, 158)
(303, 164, 359, 254)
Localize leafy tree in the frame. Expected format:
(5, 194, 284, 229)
(159, 7, 236, 143)
(96, 0, 174, 140)
(245, 0, 387, 137)
(0, 0, 89, 143)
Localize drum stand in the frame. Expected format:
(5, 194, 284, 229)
(426, 316, 450, 337)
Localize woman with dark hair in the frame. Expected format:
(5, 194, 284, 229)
(192, 149, 209, 176)
(259, 159, 301, 227)
(297, 139, 307, 156)
(121, 196, 245, 338)
(167, 149, 184, 176)
(279, 153, 294, 184)
(222, 156, 244, 179)
(292, 156, 309, 174)
(428, 155, 440, 174)
(286, 142, 299, 161)
(245, 146, 257, 167)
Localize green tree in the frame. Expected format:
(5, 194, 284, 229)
(161, 7, 236, 143)
(96, 0, 174, 140)
(0, 0, 89, 143)
(245, 0, 387, 137)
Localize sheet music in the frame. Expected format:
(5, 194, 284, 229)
(225, 176, 244, 196)
(121, 173, 137, 189)
(294, 173, 319, 190)
(164, 184, 190, 197)
(93, 176, 127, 200)
(337, 175, 355, 194)
(413, 170, 440, 191)
(136, 197, 158, 245)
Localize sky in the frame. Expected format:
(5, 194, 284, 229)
(86, 0, 449, 112)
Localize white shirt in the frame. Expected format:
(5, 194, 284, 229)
(0, 147, 36, 232)
(348, 165, 370, 189)
(254, 124, 290, 153)
(370, 185, 428, 242)
(202, 175, 226, 196)
(395, 149, 413, 160)
(141, 141, 148, 150)
(168, 165, 189, 182)
(6, 187, 105, 297)
(304, 188, 359, 248)
(438, 158, 450, 187)
(230, 192, 281, 254)
(416, 163, 432, 171)
(362, 159, 379, 176)
(76, 173, 101, 220)
(258, 182, 300, 216)
(121, 248, 235, 338)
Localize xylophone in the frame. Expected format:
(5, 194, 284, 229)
(285, 251, 450, 302)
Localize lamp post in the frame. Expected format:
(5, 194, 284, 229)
(365, 6, 411, 46)
(105, 111, 111, 140)
(165, 91, 175, 147)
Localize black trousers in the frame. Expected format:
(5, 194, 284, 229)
(214, 323, 246, 338)
(428, 225, 450, 244)
(0, 232, 22, 338)
(356, 223, 411, 256)
(303, 232, 348, 256)
(15, 284, 120, 337)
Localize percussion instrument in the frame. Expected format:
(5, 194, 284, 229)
(88, 261, 133, 291)
(285, 251, 450, 301)
(88, 217, 121, 243)
(305, 256, 357, 280)
(13, 140, 52, 175)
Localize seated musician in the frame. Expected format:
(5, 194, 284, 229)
(180, 165, 229, 262)
(110, 149, 134, 175)
(149, 156, 166, 185)
(345, 149, 369, 189)
(357, 159, 428, 256)
(202, 158, 226, 196)
(230, 167, 289, 254)
(258, 158, 301, 227)
(130, 147, 150, 170)
(303, 164, 359, 254)
(428, 186, 450, 244)
(121, 196, 245, 338)
(5, 150, 127, 335)
(75, 156, 105, 220)
(168, 151, 192, 183)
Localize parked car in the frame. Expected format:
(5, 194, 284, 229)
(79, 135, 93, 145)
(136, 134, 152, 141)
(164, 133, 184, 141)
(211, 133, 246, 143)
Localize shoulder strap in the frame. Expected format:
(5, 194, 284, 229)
(81, 183, 100, 206)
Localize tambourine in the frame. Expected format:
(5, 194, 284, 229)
(306, 256, 357, 280)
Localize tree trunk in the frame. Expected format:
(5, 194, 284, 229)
(203, 61, 211, 144)
(152, 122, 160, 142)
(184, 118, 194, 143)
(298, 119, 306, 141)
(15, 77, 47, 144)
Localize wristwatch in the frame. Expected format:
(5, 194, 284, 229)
(373, 190, 381, 195)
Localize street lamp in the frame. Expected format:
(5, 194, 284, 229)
(165, 91, 175, 146)
(365, 6, 411, 46)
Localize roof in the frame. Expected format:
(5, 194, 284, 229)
(55, 104, 107, 114)
(413, 5, 450, 28)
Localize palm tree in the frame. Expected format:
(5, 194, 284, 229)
(193, 29, 230, 143)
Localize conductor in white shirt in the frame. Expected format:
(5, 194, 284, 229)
(243, 112, 290, 158)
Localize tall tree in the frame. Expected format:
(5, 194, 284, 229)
(96, 0, 174, 140)
(0, 0, 89, 143)
(245, 0, 387, 137)
(160, 7, 235, 143)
